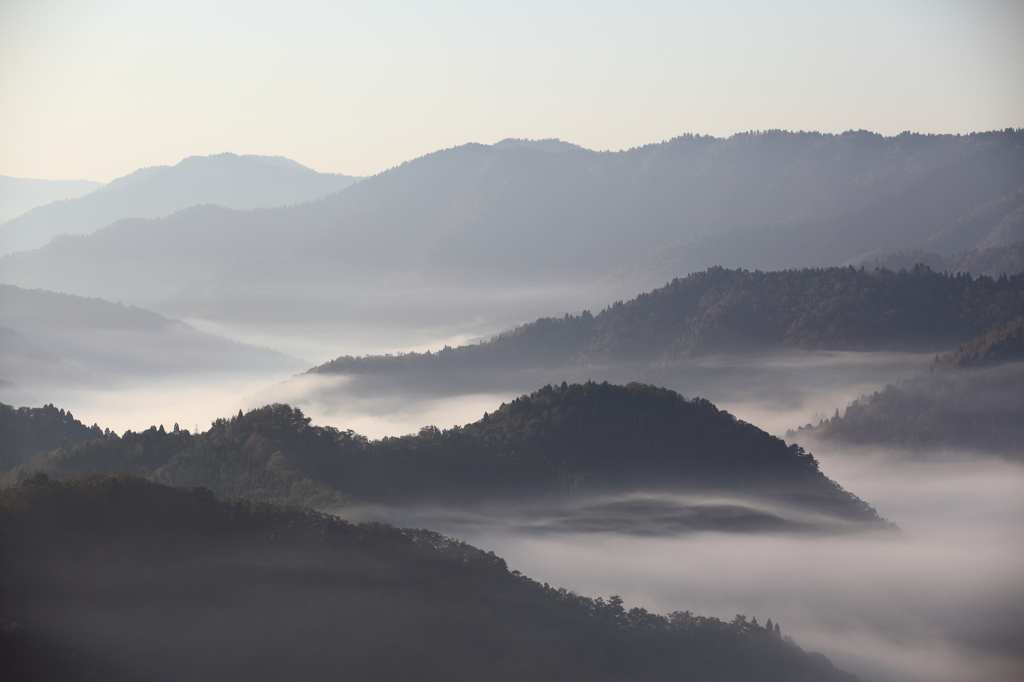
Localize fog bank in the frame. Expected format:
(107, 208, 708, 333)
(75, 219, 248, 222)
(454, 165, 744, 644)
(341, 453, 1024, 682)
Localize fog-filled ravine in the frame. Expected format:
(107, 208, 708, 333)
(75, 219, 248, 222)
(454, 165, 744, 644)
(342, 450, 1024, 682)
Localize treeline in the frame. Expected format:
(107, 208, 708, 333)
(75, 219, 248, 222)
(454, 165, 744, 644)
(859, 240, 1024, 279)
(1, 383, 886, 525)
(0, 472, 859, 682)
(792, 317, 1024, 457)
(313, 265, 1024, 378)
(0, 404, 102, 472)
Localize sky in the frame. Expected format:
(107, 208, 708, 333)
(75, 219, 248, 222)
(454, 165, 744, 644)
(0, 0, 1022, 182)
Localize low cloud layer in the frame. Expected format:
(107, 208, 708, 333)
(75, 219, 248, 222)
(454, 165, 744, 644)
(342, 453, 1024, 682)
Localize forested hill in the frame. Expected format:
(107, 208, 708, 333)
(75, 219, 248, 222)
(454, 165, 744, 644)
(0, 404, 103, 472)
(313, 265, 1024, 378)
(1, 383, 888, 528)
(0, 473, 859, 682)
(792, 317, 1024, 457)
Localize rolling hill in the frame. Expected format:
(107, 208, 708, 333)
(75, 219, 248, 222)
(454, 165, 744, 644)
(309, 266, 1024, 389)
(3, 382, 891, 531)
(0, 285, 306, 386)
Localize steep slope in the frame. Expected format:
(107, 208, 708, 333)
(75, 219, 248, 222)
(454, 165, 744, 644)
(3, 383, 890, 530)
(792, 317, 1024, 457)
(0, 153, 359, 255)
(2, 131, 1020, 340)
(0, 473, 859, 682)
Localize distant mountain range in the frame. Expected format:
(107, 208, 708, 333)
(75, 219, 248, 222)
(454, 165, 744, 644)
(0, 153, 360, 255)
(2, 131, 1021, 351)
(0, 175, 103, 225)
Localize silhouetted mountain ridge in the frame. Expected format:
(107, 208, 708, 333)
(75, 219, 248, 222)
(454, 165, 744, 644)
(2, 383, 889, 529)
(0, 153, 360, 255)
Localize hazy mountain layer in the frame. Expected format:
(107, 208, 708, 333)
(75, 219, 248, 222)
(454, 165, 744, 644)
(0, 473, 858, 682)
(2, 131, 1020, 345)
(792, 317, 1024, 457)
(0, 285, 306, 385)
(3, 383, 890, 531)
(0, 153, 359, 255)
(0, 327, 101, 392)
(0, 175, 103, 225)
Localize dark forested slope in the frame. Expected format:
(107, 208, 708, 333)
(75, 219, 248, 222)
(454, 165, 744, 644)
(0, 404, 103, 473)
(792, 317, 1024, 457)
(2, 383, 888, 527)
(0, 473, 859, 682)
(313, 266, 1024, 381)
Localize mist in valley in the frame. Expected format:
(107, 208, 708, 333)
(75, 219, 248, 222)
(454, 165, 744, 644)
(251, 351, 1019, 682)
(330, 439, 1024, 682)
(3, 3, 1023, 678)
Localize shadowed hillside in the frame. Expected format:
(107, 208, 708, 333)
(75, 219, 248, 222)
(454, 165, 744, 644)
(311, 266, 1024, 385)
(0, 473, 860, 682)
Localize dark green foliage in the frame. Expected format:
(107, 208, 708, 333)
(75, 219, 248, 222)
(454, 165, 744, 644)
(0, 404, 102, 472)
(795, 317, 1024, 457)
(2, 384, 886, 525)
(0, 473, 860, 682)
(313, 265, 1024, 379)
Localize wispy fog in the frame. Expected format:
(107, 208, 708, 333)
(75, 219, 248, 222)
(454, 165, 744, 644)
(339, 453, 1024, 682)
(5, 374, 291, 436)
(261, 350, 936, 440)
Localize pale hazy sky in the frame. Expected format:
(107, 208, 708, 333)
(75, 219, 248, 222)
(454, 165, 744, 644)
(1, 0, 1021, 182)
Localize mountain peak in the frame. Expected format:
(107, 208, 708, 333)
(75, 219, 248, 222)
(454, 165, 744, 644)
(492, 138, 584, 153)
